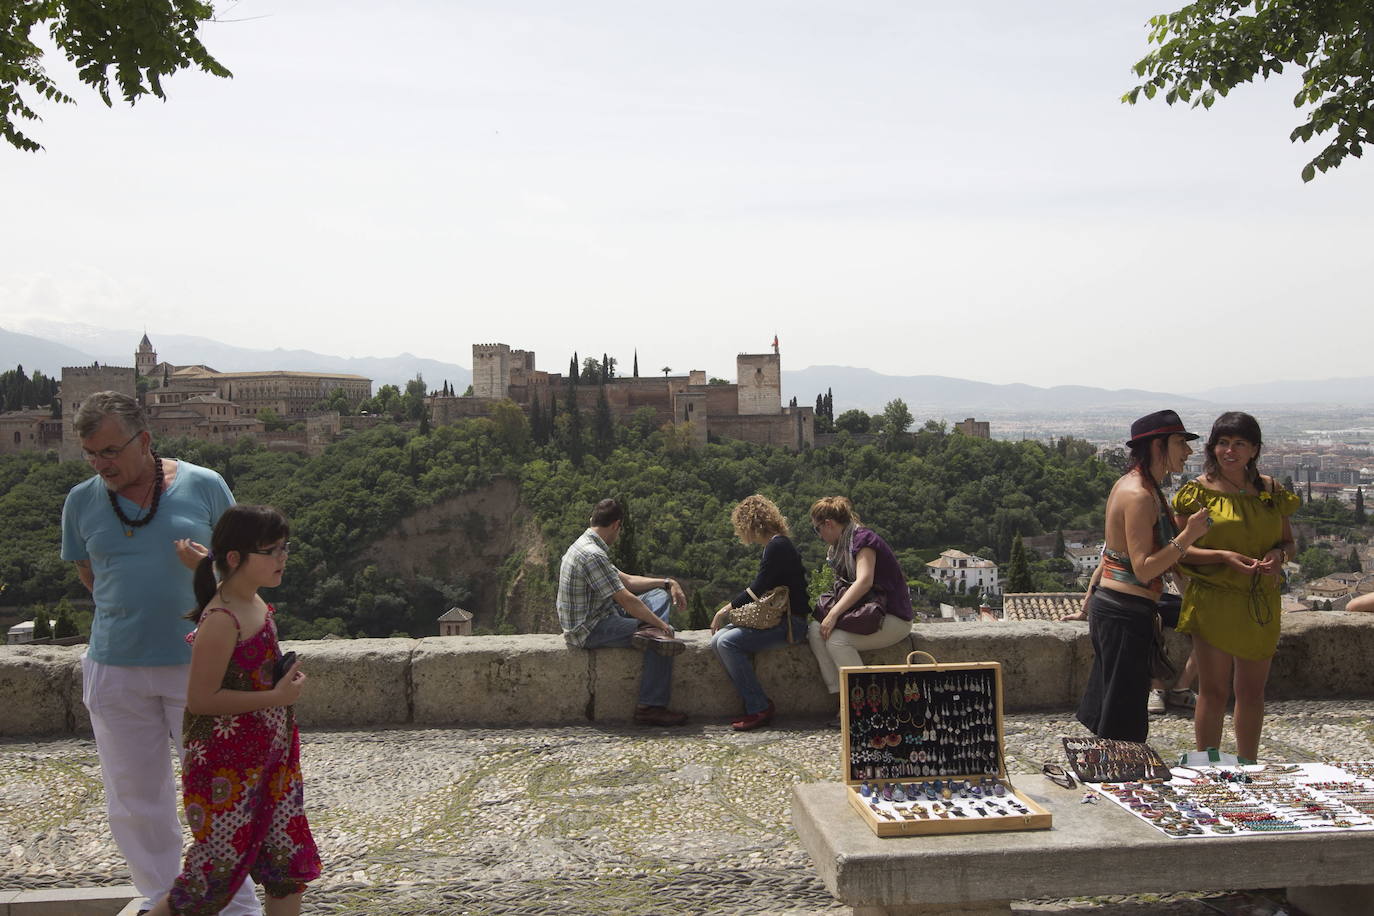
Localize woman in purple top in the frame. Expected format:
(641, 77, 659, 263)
(807, 496, 914, 701)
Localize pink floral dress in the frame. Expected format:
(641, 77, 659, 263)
(169, 604, 320, 915)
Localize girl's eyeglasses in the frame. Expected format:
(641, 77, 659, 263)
(1042, 763, 1076, 789)
(249, 542, 292, 559)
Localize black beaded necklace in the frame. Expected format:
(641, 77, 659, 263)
(108, 452, 164, 536)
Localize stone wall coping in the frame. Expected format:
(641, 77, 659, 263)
(4, 613, 1373, 737)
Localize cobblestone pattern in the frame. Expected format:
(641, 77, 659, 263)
(3, 700, 1371, 914)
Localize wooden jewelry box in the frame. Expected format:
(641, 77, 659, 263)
(840, 651, 1053, 837)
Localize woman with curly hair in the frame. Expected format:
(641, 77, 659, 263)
(709, 495, 811, 730)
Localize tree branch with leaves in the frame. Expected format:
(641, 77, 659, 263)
(1126, 1, 1374, 181)
(2, 0, 232, 152)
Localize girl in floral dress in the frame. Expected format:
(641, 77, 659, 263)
(146, 505, 320, 916)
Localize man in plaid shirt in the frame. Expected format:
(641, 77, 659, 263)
(558, 498, 689, 726)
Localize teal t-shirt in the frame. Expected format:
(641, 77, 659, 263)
(61, 460, 234, 666)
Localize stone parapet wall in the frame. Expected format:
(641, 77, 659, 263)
(5, 614, 1373, 737)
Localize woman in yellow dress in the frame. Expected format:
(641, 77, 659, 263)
(1173, 412, 1298, 763)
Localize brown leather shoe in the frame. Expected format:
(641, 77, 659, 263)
(631, 627, 686, 657)
(633, 705, 688, 726)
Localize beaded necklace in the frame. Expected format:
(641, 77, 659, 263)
(108, 453, 164, 536)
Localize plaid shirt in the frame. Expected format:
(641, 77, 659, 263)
(557, 529, 625, 647)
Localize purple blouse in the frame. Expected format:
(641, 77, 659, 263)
(851, 527, 913, 620)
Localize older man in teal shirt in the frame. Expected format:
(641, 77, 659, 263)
(60, 392, 260, 916)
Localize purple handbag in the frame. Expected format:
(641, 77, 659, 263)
(814, 579, 887, 635)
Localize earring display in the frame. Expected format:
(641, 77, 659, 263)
(841, 652, 1051, 837)
(1062, 736, 1170, 783)
(1092, 762, 1374, 839)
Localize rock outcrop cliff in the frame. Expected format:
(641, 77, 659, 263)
(358, 477, 558, 633)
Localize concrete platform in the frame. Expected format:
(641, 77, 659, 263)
(0, 885, 137, 915)
(792, 775, 1374, 915)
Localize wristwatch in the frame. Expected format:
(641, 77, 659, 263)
(663, 578, 673, 591)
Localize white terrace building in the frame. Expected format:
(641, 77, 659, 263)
(1064, 545, 1103, 578)
(926, 549, 1001, 596)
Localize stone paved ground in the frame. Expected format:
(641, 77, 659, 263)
(3, 700, 1372, 915)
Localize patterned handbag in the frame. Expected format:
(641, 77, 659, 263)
(729, 586, 791, 630)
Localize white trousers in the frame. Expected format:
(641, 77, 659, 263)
(82, 655, 263, 915)
(807, 613, 914, 693)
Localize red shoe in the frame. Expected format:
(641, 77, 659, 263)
(732, 700, 775, 731)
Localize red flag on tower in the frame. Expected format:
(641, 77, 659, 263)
(771, 334, 779, 353)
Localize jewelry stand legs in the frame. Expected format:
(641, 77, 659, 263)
(1287, 883, 1374, 916)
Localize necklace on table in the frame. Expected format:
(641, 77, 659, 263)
(108, 453, 164, 536)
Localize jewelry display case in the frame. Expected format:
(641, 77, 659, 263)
(840, 651, 1052, 837)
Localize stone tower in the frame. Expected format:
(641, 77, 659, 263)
(471, 344, 535, 399)
(58, 366, 137, 460)
(736, 352, 781, 416)
(135, 333, 157, 377)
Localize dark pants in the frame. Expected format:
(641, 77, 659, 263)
(1076, 588, 1156, 743)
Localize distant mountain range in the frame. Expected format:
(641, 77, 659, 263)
(5, 322, 1373, 412)
(780, 365, 1205, 414)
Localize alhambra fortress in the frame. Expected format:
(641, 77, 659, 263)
(0, 335, 814, 459)
(430, 342, 814, 450)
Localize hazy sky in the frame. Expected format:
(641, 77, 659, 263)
(3, 1, 1371, 392)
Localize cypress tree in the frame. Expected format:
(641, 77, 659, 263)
(53, 599, 78, 639)
(564, 378, 584, 466)
(30, 607, 52, 641)
(1006, 534, 1033, 593)
(688, 591, 711, 630)
(1356, 487, 1366, 524)
(1053, 529, 1066, 559)
(530, 394, 547, 446)
(633, 350, 639, 377)
(612, 496, 641, 573)
(570, 353, 580, 384)
(594, 384, 614, 457)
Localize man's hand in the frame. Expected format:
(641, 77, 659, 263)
(668, 579, 687, 610)
(174, 539, 209, 571)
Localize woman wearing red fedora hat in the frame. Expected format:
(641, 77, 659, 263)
(1172, 411, 1298, 763)
(1076, 410, 1212, 743)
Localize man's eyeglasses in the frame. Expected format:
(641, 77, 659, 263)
(1042, 763, 1077, 790)
(249, 542, 292, 559)
(81, 431, 142, 462)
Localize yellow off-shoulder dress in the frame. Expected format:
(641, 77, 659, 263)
(1172, 479, 1300, 661)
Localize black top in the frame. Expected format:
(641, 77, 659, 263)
(731, 535, 812, 618)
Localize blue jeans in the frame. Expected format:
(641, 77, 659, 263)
(582, 588, 674, 708)
(710, 615, 807, 715)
